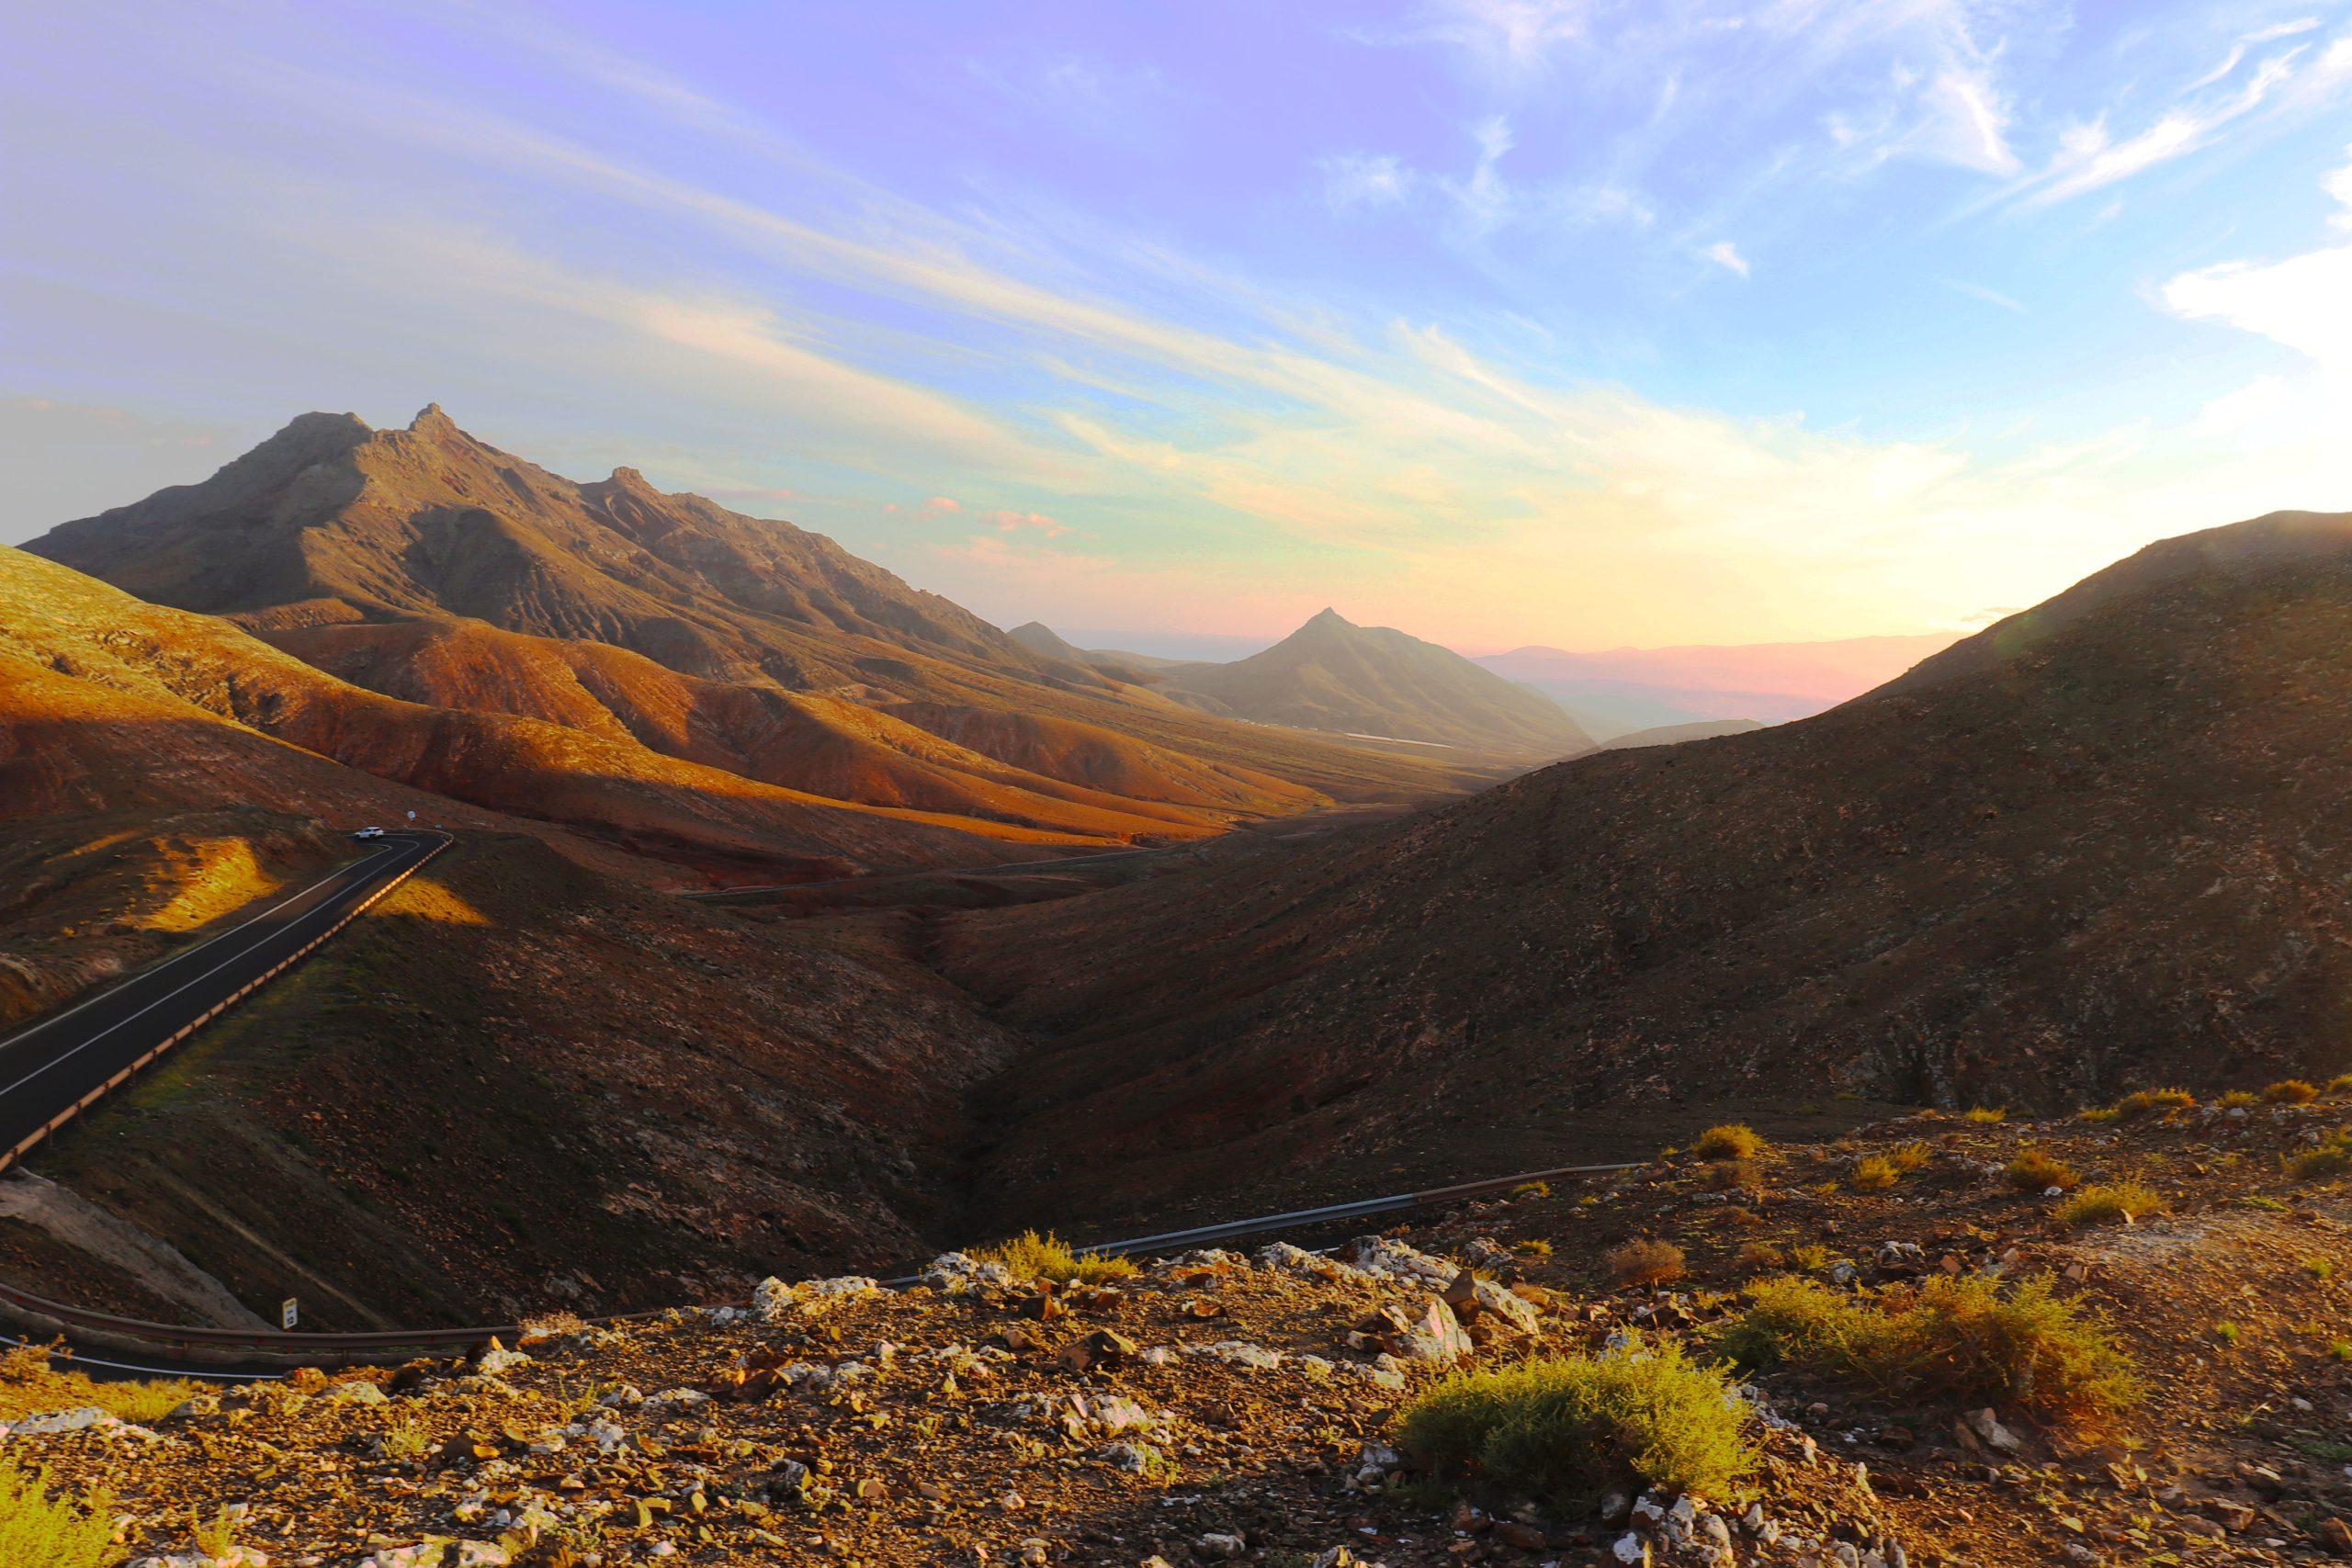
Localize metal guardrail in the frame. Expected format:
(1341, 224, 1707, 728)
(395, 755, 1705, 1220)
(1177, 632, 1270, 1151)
(0, 833, 450, 1175)
(9, 1155, 1637, 1372)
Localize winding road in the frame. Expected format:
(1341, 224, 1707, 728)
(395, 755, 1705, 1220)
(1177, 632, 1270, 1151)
(0, 829, 445, 1168)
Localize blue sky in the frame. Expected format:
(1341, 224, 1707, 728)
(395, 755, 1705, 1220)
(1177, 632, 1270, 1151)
(6, 0, 2352, 649)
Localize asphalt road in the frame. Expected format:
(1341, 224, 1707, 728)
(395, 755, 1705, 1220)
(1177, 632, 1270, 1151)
(0, 829, 443, 1163)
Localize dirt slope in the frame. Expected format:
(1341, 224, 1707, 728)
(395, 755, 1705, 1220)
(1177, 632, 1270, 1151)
(0, 546, 1110, 879)
(944, 509, 2352, 1230)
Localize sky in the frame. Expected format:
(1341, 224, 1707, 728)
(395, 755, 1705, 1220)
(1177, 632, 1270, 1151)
(6, 1, 2352, 652)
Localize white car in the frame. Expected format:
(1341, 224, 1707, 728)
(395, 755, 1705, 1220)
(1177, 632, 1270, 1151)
(353, 827, 387, 840)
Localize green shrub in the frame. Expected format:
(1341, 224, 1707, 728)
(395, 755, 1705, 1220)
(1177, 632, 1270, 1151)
(1395, 1339, 1758, 1509)
(0, 1455, 119, 1568)
(1694, 1124, 1764, 1161)
(1851, 1156, 1900, 1190)
(2056, 1182, 2164, 1227)
(2287, 1131, 2352, 1182)
(975, 1231, 1138, 1286)
(1788, 1243, 1831, 1274)
(1715, 1274, 2137, 1422)
(2005, 1149, 2080, 1191)
(2304, 1257, 2335, 1283)
(1603, 1239, 1687, 1290)
(2077, 1107, 2120, 1124)
(1512, 1238, 1552, 1258)
(2213, 1321, 2242, 1347)
(2113, 1089, 2196, 1119)
(1962, 1107, 2006, 1124)
(2266, 1080, 2321, 1106)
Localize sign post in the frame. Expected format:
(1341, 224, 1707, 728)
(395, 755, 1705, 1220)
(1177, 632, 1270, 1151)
(280, 1297, 299, 1331)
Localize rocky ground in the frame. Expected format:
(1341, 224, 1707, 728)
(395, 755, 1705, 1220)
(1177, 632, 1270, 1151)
(7, 1094, 2352, 1566)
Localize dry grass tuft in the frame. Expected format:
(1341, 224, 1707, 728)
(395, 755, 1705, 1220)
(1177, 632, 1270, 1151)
(1962, 1106, 2007, 1124)
(975, 1231, 1139, 1287)
(0, 1342, 202, 1426)
(1702, 1158, 1762, 1193)
(1889, 1141, 1932, 1173)
(2286, 1130, 2352, 1182)
(1733, 1241, 1787, 1274)
(2264, 1079, 2320, 1105)
(2218, 1089, 2261, 1110)
(1851, 1156, 1901, 1190)
(1603, 1239, 1688, 1290)
(2056, 1182, 2165, 1227)
(2004, 1149, 2081, 1192)
(1694, 1124, 1765, 1161)
(2113, 1089, 2196, 1119)
(1717, 1274, 2137, 1422)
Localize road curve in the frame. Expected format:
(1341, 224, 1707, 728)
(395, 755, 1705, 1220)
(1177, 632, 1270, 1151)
(0, 829, 446, 1168)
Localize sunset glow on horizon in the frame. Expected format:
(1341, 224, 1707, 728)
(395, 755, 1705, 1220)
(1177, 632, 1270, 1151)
(7, 0, 2352, 653)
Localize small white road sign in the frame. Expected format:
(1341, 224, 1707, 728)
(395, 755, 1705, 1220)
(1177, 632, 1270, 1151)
(281, 1297, 299, 1331)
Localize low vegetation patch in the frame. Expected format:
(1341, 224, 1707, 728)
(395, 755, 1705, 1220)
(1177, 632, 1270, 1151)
(2266, 1079, 2320, 1105)
(2057, 1182, 2165, 1227)
(2218, 1089, 2260, 1110)
(974, 1231, 1138, 1286)
(0, 1343, 201, 1426)
(1694, 1124, 1764, 1161)
(1702, 1158, 1761, 1193)
(1395, 1339, 1758, 1509)
(2005, 1149, 2081, 1192)
(2112, 1088, 2196, 1120)
(1603, 1238, 1687, 1290)
(2286, 1130, 2352, 1181)
(1717, 1274, 2137, 1422)
(1962, 1107, 2007, 1123)
(0, 1455, 119, 1568)
(1851, 1156, 1900, 1190)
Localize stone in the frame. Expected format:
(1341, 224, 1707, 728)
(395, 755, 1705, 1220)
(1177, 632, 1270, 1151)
(328, 1381, 387, 1406)
(1962, 1407, 2021, 1454)
(474, 1338, 531, 1377)
(1057, 1328, 1139, 1374)
(1442, 1272, 1542, 1337)
(1386, 1298, 1474, 1362)
(1611, 1531, 1649, 1565)
(1193, 1533, 1247, 1559)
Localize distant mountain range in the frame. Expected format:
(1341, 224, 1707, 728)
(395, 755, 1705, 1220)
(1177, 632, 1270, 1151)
(1476, 633, 1957, 738)
(1013, 609, 1594, 761)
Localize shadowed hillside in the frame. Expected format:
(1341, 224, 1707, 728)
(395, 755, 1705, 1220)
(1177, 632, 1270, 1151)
(945, 510, 2352, 1233)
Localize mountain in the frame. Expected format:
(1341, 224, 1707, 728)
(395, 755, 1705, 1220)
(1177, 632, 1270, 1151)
(27, 404, 1057, 689)
(0, 547, 1094, 878)
(1598, 717, 1766, 750)
(20, 409, 1516, 858)
(1154, 608, 1594, 760)
(1477, 633, 1957, 734)
(944, 509, 2352, 1233)
(1005, 620, 1088, 663)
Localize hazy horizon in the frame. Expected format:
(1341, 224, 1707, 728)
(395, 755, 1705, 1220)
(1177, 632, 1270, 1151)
(8, 0, 2352, 652)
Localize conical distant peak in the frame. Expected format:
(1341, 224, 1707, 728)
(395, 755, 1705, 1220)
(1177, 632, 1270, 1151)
(1299, 607, 1356, 634)
(407, 402, 458, 435)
